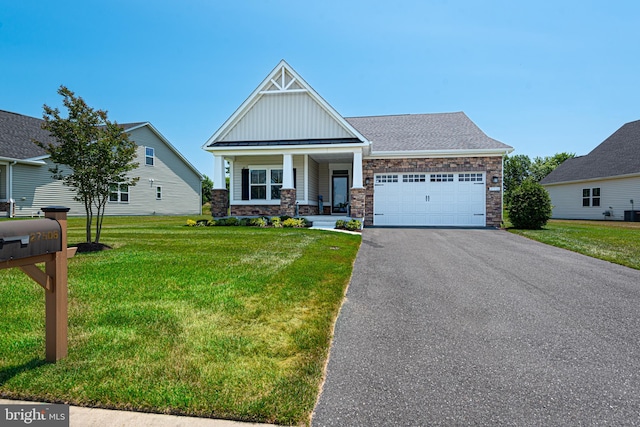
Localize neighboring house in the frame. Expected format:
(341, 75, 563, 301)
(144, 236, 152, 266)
(0, 110, 203, 217)
(203, 60, 513, 227)
(541, 120, 640, 221)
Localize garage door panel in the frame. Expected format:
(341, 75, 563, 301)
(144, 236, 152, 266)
(373, 172, 486, 226)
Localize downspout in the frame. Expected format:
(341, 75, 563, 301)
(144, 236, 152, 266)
(8, 161, 16, 218)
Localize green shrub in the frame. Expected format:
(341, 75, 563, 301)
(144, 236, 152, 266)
(250, 217, 268, 227)
(270, 217, 282, 228)
(335, 220, 346, 229)
(507, 180, 552, 229)
(282, 218, 305, 228)
(279, 215, 292, 222)
(215, 217, 240, 226)
(186, 219, 197, 227)
(207, 219, 216, 226)
(239, 218, 252, 226)
(345, 219, 362, 231)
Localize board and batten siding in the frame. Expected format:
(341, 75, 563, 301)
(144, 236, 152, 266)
(545, 175, 640, 220)
(220, 92, 352, 142)
(11, 125, 201, 216)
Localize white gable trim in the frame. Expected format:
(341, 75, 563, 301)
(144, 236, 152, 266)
(542, 171, 640, 187)
(202, 60, 369, 149)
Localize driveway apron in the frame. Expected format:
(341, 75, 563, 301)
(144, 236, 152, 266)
(312, 228, 640, 426)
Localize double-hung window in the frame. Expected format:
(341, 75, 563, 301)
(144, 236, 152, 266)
(109, 184, 129, 203)
(145, 147, 155, 166)
(250, 168, 283, 200)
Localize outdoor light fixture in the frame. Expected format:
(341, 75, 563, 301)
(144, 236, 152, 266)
(492, 176, 499, 183)
(365, 177, 370, 185)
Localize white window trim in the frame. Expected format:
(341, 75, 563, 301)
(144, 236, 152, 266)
(145, 146, 155, 167)
(109, 183, 130, 204)
(248, 165, 283, 201)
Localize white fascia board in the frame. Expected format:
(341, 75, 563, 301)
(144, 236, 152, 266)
(201, 60, 370, 149)
(127, 123, 204, 180)
(367, 147, 513, 159)
(0, 156, 47, 166)
(541, 172, 640, 187)
(205, 144, 366, 157)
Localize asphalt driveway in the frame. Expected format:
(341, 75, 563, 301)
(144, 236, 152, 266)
(312, 228, 640, 426)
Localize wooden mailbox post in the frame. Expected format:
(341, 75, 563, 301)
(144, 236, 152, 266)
(0, 206, 75, 362)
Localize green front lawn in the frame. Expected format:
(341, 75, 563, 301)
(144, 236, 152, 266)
(508, 219, 640, 270)
(0, 216, 361, 425)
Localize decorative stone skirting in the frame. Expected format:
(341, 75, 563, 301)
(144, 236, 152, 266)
(280, 189, 297, 217)
(350, 188, 365, 218)
(210, 189, 229, 218)
(231, 205, 282, 217)
(297, 205, 319, 216)
(362, 156, 504, 227)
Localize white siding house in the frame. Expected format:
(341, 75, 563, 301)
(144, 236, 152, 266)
(541, 120, 640, 221)
(0, 110, 203, 217)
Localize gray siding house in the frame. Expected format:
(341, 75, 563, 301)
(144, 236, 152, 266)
(203, 60, 513, 227)
(541, 120, 640, 220)
(0, 110, 203, 217)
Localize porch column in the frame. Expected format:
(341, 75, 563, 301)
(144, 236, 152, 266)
(350, 150, 365, 219)
(280, 153, 296, 216)
(213, 155, 226, 189)
(282, 154, 294, 189)
(352, 150, 363, 188)
(211, 154, 229, 218)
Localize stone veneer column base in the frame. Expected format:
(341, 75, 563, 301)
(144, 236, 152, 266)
(210, 189, 229, 218)
(350, 187, 365, 219)
(280, 189, 297, 217)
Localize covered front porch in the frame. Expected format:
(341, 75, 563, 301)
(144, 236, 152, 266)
(210, 148, 365, 220)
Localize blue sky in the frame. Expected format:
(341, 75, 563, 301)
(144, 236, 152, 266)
(2, 1, 639, 177)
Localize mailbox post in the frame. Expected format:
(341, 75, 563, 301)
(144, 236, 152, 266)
(43, 207, 70, 362)
(0, 206, 73, 362)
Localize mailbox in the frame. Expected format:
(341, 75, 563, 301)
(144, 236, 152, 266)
(0, 218, 62, 262)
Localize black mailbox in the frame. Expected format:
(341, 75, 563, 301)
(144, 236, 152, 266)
(0, 218, 62, 262)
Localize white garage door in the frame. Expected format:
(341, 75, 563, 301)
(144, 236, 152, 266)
(373, 173, 486, 226)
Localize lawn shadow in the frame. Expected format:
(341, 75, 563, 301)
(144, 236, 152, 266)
(0, 358, 47, 386)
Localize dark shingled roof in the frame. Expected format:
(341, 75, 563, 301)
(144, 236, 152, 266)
(0, 109, 144, 160)
(541, 120, 640, 185)
(346, 112, 512, 152)
(0, 110, 54, 159)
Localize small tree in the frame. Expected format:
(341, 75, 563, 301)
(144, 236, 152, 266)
(202, 175, 213, 204)
(35, 86, 139, 244)
(507, 180, 552, 229)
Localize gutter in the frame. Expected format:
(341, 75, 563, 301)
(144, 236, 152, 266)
(366, 147, 514, 159)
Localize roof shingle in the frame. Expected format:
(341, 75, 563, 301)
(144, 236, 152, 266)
(541, 120, 640, 184)
(346, 112, 511, 152)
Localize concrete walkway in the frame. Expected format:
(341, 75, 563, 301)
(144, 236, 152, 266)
(0, 399, 276, 427)
(312, 228, 640, 426)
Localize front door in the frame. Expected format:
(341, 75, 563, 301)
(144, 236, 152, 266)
(332, 176, 349, 214)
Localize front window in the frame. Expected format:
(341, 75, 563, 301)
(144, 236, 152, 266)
(250, 168, 283, 200)
(109, 183, 129, 203)
(156, 186, 162, 200)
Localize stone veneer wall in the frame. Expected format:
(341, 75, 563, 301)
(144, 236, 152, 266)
(362, 157, 504, 227)
(350, 188, 365, 218)
(230, 203, 319, 217)
(279, 189, 297, 217)
(210, 189, 229, 218)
